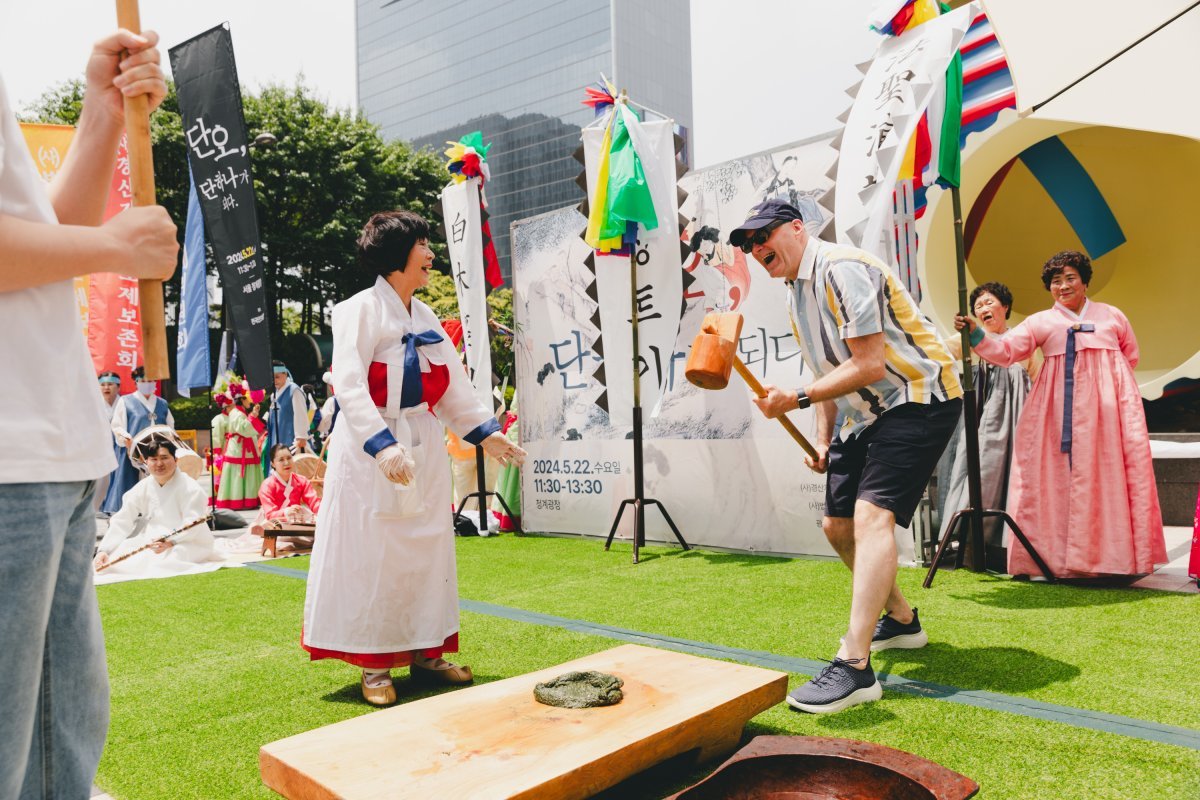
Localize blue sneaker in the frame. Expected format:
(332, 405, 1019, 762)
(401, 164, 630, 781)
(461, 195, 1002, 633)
(786, 657, 882, 714)
(870, 607, 928, 652)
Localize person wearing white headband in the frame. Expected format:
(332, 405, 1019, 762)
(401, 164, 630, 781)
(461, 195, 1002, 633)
(94, 372, 123, 515)
(268, 360, 310, 454)
(101, 366, 175, 515)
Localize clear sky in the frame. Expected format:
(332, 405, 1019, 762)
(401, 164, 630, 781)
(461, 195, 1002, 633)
(0, 0, 879, 169)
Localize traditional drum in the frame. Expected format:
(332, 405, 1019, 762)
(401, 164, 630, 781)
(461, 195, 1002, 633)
(292, 452, 327, 498)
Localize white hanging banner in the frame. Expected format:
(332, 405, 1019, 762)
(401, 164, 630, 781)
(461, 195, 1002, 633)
(835, 4, 975, 262)
(510, 135, 918, 562)
(582, 115, 684, 426)
(441, 179, 494, 410)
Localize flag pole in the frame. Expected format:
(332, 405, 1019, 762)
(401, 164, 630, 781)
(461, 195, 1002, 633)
(923, 117, 1053, 587)
(952, 184, 986, 572)
(599, 93, 688, 564)
(115, 0, 169, 381)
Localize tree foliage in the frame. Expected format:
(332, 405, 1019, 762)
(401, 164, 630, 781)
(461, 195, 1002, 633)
(22, 77, 513, 379)
(21, 78, 449, 334)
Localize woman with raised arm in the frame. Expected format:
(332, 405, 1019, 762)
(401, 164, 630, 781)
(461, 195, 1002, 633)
(956, 251, 1165, 579)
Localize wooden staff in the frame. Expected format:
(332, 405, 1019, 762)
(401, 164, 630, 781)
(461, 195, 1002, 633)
(96, 514, 213, 572)
(685, 312, 819, 461)
(729, 358, 819, 461)
(115, 0, 169, 380)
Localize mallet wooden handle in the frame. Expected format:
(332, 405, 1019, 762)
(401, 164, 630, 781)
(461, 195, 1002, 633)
(730, 359, 819, 461)
(116, 0, 169, 381)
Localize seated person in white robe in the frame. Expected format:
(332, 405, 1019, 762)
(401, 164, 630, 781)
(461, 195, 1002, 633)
(93, 434, 219, 580)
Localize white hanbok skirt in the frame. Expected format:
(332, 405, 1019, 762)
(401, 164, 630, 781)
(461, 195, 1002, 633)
(302, 404, 459, 657)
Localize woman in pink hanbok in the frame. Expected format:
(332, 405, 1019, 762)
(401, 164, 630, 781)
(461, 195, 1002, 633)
(956, 250, 1166, 579)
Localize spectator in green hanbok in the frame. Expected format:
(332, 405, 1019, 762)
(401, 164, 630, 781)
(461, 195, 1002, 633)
(215, 383, 266, 510)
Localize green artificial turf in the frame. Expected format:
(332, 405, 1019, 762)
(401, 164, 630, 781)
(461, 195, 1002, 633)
(94, 536, 1200, 799)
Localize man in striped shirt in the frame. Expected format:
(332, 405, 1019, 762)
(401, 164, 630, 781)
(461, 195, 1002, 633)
(731, 200, 962, 714)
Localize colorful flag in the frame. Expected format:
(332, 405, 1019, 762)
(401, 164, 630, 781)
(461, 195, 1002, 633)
(444, 131, 502, 288)
(583, 86, 660, 254)
(579, 82, 685, 423)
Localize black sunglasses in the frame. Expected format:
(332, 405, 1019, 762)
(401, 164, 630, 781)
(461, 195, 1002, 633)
(739, 219, 785, 253)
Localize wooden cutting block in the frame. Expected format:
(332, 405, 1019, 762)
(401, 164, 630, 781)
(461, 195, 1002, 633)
(261, 644, 787, 800)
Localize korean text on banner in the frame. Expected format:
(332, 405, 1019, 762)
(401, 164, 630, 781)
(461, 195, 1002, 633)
(88, 133, 143, 392)
(441, 179, 494, 410)
(835, 3, 975, 263)
(170, 25, 272, 391)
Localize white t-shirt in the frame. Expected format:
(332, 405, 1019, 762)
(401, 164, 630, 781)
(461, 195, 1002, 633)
(0, 75, 116, 483)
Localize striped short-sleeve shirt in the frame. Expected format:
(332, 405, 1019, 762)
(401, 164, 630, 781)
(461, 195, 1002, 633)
(786, 239, 962, 438)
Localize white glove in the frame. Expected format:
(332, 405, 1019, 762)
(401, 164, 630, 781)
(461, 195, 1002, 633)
(375, 444, 415, 485)
(481, 432, 527, 467)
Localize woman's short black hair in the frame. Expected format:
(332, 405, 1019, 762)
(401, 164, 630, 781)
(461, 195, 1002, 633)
(269, 443, 292, 462)
(357, 210, 430, 279)
(131, 366, 146, 381)
(970, 281, 1014, 319)
(1041, 250, 1093, 290)
(98, 370, 120, 381)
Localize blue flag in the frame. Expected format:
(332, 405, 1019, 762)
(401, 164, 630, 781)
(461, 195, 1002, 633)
(176, 168, 211, 397)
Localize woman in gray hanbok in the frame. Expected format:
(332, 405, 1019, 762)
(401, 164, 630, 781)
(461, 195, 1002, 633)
(937, 282, 1035, 572)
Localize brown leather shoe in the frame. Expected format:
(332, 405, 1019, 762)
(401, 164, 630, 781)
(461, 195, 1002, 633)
(411, 658, 473, 685)
(361, 672, 397, 706)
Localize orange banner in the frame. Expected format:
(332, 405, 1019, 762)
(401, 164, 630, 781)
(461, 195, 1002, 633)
(19, 124, 86, 332)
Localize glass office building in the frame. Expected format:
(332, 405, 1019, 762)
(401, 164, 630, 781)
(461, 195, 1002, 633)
(356, 0, 693, 284)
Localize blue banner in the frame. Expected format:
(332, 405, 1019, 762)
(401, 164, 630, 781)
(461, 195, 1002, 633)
(176, 168, 211, 397)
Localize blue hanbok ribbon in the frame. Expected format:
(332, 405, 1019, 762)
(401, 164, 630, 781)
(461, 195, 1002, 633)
(1060, 323, 1094, 465)
(400, 330, 445, 409)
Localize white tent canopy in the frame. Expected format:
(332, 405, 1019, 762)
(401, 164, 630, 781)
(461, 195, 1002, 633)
(981, 0, 1199, 124)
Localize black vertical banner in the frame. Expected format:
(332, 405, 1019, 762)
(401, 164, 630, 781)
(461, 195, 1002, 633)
(169, 24, 272, 391)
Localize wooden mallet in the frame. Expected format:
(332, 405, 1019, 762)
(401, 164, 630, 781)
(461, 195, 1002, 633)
(684, 312, 818, 460)
(116, 0, 169, 381)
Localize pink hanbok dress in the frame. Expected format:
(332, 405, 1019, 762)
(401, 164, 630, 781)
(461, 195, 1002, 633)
(973, 300, 1166, 578)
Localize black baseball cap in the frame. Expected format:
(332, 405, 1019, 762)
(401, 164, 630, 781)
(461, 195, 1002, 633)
(728, 199, 805, 248)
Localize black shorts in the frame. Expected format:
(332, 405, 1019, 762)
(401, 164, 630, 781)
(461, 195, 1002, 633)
(825, 397, 963, 528)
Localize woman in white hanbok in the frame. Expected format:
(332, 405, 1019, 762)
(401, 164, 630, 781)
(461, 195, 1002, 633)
(93, 435, 218, 584)
(302, 211, 525, 706)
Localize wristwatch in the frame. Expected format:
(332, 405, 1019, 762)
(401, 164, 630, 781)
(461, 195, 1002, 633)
(795, 387, 811, 410)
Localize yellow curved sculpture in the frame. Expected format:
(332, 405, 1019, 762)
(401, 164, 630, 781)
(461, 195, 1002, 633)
(918, 110, 1200, 399)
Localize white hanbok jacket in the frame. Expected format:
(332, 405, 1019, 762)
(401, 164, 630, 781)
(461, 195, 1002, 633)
(302, 277, 499, 655)
(96, 469, 218, 582)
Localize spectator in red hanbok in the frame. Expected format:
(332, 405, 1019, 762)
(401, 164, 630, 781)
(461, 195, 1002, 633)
(252, 444, 321, 528)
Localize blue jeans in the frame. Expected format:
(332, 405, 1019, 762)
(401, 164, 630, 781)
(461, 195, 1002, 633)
(0, 482, 109, 800)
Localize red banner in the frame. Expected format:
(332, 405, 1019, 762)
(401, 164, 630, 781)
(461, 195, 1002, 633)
(87, 134, 143, 393)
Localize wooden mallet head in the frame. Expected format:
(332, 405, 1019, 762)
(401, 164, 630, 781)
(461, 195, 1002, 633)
(684, 312, 744, 390)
